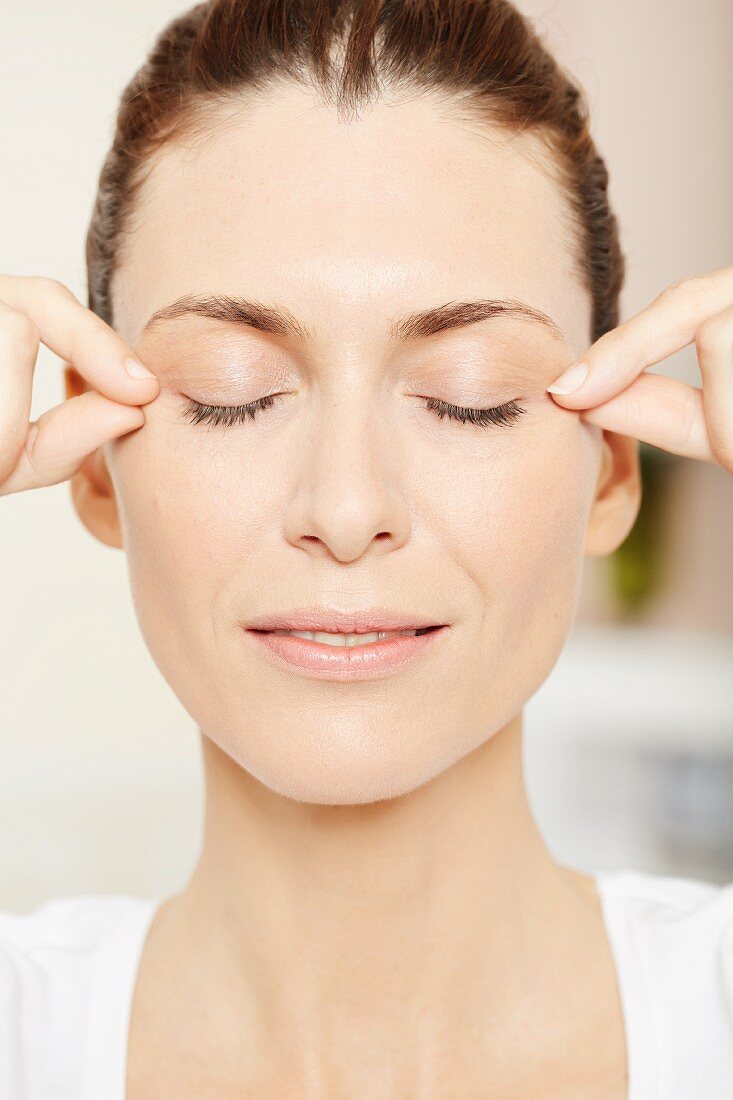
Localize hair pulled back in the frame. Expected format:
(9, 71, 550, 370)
(86, 0, 624, 342)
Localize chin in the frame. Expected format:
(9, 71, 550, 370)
(212, 723, 468, 807)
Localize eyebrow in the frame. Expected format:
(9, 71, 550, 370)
(140, 293, 566, 343)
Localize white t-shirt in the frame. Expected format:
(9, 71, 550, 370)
(1, 869, 732, 1099)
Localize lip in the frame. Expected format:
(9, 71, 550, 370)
(244, 624, 449, 681)
(246, 607, 449, 633)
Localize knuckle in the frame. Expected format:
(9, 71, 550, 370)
(678, 391, 702, 450)
(1, 306, 40, 353)
(56, 408, 85, 455)
(20, 425, 41, 480)
(660, 274, 710, 310)
(631, 394, 658, 430)
(0, 428, 28, 480)
(695, 313, 733, 356)
(710, 436, 733, 470)
(27, 275, 78, 302)
(66, 313, 98, 364)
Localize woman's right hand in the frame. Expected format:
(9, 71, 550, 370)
(0, 275, 159, 497)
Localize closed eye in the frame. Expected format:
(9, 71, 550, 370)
(421, 397, 527, 428)
(180, 394, 528, 430)
(181, 393, 282, 429)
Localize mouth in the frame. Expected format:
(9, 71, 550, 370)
(244, 624, 448, 679)
(249, 624, 442, 644)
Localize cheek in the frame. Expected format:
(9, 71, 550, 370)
(105, 421, 275, 670)
(111, 409, 272, 543)
(496, 435, 591, 595)
(427, 412, 597, 650)
(417, 413, 598, 745)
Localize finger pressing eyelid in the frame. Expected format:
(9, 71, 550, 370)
(579, 372, 713, 462)
(0, 275, 159, 403)
(548, 271, 733, 407)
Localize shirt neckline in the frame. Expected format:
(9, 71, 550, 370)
(88, 876, 659, 1100)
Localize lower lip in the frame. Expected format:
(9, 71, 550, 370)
(244, 626, 448, 680)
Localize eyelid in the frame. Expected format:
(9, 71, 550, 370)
(422, 397, 526, 428)
(180, 393, 280, 428)
(180, 393, 528, 430)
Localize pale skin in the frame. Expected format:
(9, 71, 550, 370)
(1, 83, 731, 1098)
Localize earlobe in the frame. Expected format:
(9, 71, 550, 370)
(583, 430, 643, 558)
(64, 366, 124, 550)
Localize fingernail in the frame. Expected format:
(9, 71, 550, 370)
(124, 356, 156, 380)
(547, 361, 589, 395)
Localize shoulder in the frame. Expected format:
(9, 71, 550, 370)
(0, 891, 158, 1005)
(598, 869, 733, 1058)
(597, 866, 733, 927)
(597, 867, 733, 962)
(597, 869, 733, 1092)
(0, 893, 159, 1093)
(0, 892, 157, 976)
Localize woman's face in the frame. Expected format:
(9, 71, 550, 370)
(81, 85, 638, 804)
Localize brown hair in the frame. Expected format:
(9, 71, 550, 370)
(86, 0, 624, 343)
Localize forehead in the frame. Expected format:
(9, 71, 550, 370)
(113, 84, 589, 352)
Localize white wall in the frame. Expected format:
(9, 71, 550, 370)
(1, 1, 731, 910)
(521, 0, 733, 372)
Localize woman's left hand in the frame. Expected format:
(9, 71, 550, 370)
(546, 264, 733, 475)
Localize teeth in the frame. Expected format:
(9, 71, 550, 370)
(271, 629, 420, 646)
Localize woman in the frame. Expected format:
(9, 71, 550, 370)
(1, 1, 731, 1096)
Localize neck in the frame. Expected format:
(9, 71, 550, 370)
(163, 712, 602, 1088)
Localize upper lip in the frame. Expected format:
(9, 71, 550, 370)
(246, 607, 449, 633)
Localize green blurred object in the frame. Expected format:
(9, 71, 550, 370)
(609, 441, 679, 617)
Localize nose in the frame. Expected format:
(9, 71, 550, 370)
(282, 386, 412, 564)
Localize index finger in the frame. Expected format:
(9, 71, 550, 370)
(0, 274, 159, 404)
(546, 264, 733, 408)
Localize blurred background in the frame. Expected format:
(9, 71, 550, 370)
(0, 0, 731, 912)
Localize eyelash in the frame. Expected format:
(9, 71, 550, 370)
(180, 394, 528, 430)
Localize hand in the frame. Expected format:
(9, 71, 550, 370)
(546, 264, 733, 475)
(0, 275, 159, 496)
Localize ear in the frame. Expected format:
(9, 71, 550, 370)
(64, 366, 124, 550)
(584, 430, 642, 557)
